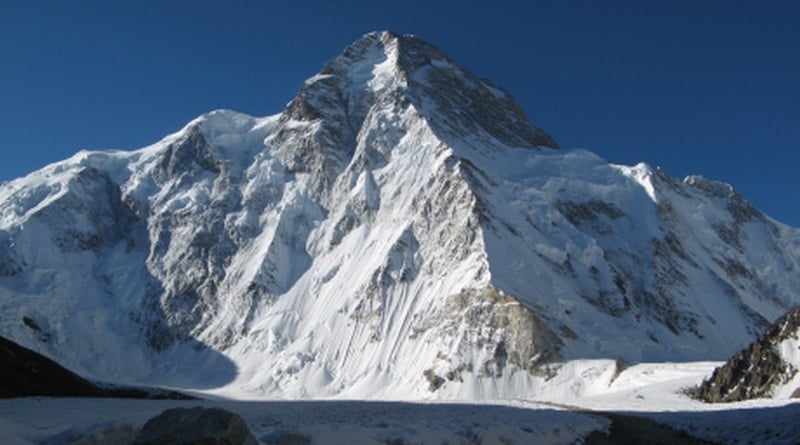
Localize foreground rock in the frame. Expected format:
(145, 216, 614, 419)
(692, 306, 800, 402)
(133, 407, 258, 445)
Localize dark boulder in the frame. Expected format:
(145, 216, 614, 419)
(133, 407, 258, 445)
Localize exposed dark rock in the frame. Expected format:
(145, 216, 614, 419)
(691, 306, 800, 402)
(609, 359, 631, 385)
(557, 200, 625, 227)
(29, 167, 140, 254)
(0, 334, 107, 398)
(154, 127, 220, 182)
(423, 368, 445, 392)
(22, 315, 52, 342)
(133, 407, 258, 445)
(392, 32, 559, 150)
(434, 286, 564, 379)
(0, 334, 193, 399)
(584, 412, 718, 445)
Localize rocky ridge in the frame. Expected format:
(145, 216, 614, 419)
(692, 305, 800, 402)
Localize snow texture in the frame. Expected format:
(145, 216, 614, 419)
(1, 364, 798, 445)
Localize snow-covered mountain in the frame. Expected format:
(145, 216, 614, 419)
(1, 31, 799, 398)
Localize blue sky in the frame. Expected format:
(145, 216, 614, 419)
(2, 1, 798, 225)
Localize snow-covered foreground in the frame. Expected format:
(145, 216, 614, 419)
(1, 360, 798, 444)
(0, 398, 606, 445)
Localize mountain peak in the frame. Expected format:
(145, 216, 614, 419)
(287, 31, 558, 151)
(334, 30, 449, 76)
(2, 31, 798, 400)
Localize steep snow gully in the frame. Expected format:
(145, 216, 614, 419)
(1, 31, 799, 401)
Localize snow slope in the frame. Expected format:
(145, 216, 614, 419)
(0, 398, 608, 445)
(0, 31, 799, 399)
(774, 334, 800, 398)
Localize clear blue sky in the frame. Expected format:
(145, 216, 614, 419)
(2, 1, 798, 225)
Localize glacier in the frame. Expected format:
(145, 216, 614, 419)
(0, 31, 799, 399)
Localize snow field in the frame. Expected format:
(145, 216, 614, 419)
(1, 361, 798, 445)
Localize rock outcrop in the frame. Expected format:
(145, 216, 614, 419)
(692, 306, 800, 402)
